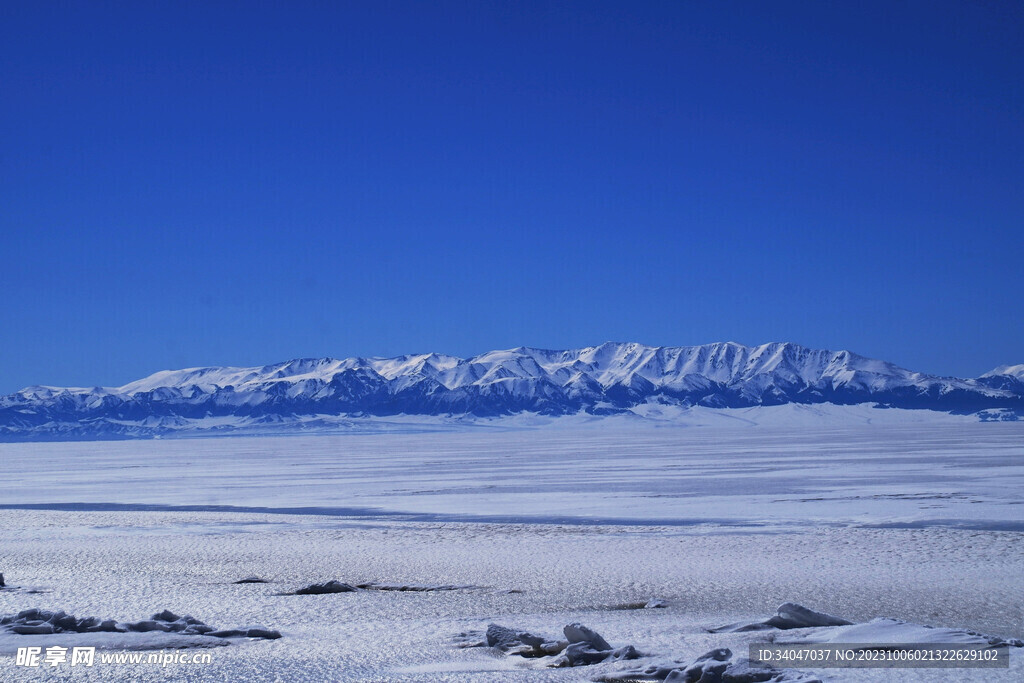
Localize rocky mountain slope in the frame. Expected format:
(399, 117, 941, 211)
(2, 342, 1020, 440)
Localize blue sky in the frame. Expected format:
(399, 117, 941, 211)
(2, 1, 1022, 392)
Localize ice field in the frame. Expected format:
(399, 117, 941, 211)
(2, 417, 1022, 530)
(1, 418, 1022, 680)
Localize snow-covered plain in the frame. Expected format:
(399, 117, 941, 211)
(1, 418, 1022, 680)
(2, 417, 1021, 529)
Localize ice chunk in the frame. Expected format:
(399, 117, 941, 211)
(124, 620, 173, 633)
(785, 617, 1024, 648)
(480, 622, 637, 665)
(207, 629, 248, 638)
(86, 619, 121, 633)
(485, 624, 547, 656)
(1, 608, 281, 644)
(151, 610, 181, 623)
(357, 582, 481, 591)
(10, 624, 55, 635)
(244, 628, 282, 639)
(549, 624, 640, 667)
(711, 602, 852, 633)
(597, 647, 822, 682)
(768, 603, 853, 629)
(563, 622, 612, 650)
(293, 580, 358, 594)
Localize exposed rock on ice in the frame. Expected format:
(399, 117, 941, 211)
(293, 580, 359, 594)
(292, 580, 479, 595)
(550, 640, 639, 668)
(357, 582, 480, 591)
(485, 624, 553, 656)
(710, 602, 852, 633)
(476, 622, 640, 667)
(234, 576, 269, 584)
(0, 608, 281, 642)
(2, 609, 129, 635)
(151, 610, 182, 622)
(595, 647, 822, 682)
(206, 628, 282, 639)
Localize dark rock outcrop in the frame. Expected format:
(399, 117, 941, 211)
(0, 608, 280, 640)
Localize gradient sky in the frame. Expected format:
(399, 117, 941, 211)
(2, 1, 1022, 393)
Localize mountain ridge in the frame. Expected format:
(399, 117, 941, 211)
(2, 341, 1021, 441)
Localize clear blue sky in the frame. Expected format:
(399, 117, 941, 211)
(2, 1, 1022, 392)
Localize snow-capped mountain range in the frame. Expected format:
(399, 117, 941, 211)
(2, 341, 1021, 440)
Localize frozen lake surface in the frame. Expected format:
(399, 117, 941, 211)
(2, 421, 1023, 529)
(1, 420, 1022, 680)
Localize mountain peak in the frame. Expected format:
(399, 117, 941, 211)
(983, 364, 1024, 379)
(2, 342, 1021, 440)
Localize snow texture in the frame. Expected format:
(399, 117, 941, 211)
(0, 425, 1022, 681)
(1, 506, 1021, 681)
